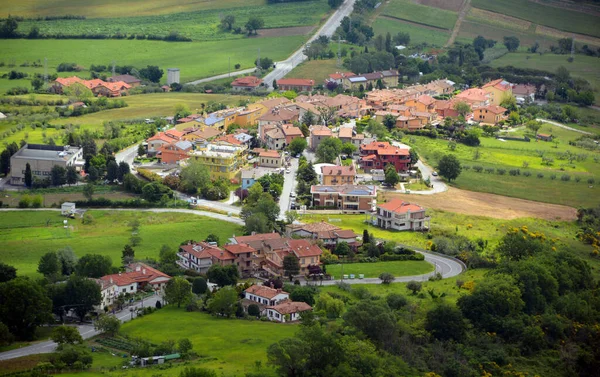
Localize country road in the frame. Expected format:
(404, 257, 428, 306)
(537, 118, 593, 135)
(184, 0, 356, 88)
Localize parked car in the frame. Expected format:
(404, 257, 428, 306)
(290, 192, 296, 198)
(290, 202, 296, 210)
(432, 171, 438, 176)
(285, 169, 291, 174)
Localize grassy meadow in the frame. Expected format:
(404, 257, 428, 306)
(372, 17, 451, 47)
(0, 210, 242, 277)
(325, 260, 433, 278)
(408, 124, 600, 208)
(383, 0, 458, 30)
(13, 1, 329, 42)
(471, 0, 600, 38)
(286, 59, 340, 84)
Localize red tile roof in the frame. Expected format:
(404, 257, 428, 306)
(277, 78, 315, 87)
(338, 127, 353, 138)
(234, 232, 281, 243)
(281, 124, 303, 137)
(287, 239, 323, 257)
(232, 76, 263, 88)
(321, 165, 355, 176)
(378, 199, 425, 214)
(165, 129, 184, 138)
(245, 285, 289, 299)
(360, 141, 409, 156)
(267, 301, 312, 315)
(483, 78, 511, 91)
(328, 72, 355, 80)
(259, 150, 281, 158)
(215, 134, 243, 145)
(311, 126, 332, 137)
(479, 105, 507, 114)
(100, 263, 171, 287)
(223, 243, 256, 254)
(147, 132, 177, 143)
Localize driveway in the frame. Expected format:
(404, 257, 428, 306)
(279, 158, 299, 219)
(536, 118, 593, 135)
(115, 143, 140, 166)
(0, 296, 162, 361)
(388, 141, 448, 195)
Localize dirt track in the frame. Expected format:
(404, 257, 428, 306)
(380, 187, 577, 221)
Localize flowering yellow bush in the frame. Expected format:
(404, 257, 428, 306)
(462, 280, 475, 292)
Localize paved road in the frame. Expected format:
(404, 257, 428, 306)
(279, 158, 300, 219)
(186, 68, 256, 86)
(0, 296, 162, 361)
(389, 140, 448, 195)
(536, 118, 593, 135)
(264, 0, 356, 89)
(115, 143, 140, 167)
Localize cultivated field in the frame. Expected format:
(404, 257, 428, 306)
(286, 59, 341, 84)
(383, 0, 458, 30)
(372, 17, 452, 47)
(0, 210, 242, 277)
(471, 0, 600, 38)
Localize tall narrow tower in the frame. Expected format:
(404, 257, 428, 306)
(43, 57, 48, 87)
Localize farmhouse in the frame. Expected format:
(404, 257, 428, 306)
(512, 84, 536, 103)
(107, 74, 141, 87)
(9, 144, 84, 185)
(285, 221, 359, 248)
(231, 76, 263, 92)
(536, 133, 553, 142)
(244, 285, 289, 306)
(276, 78, 315, 92)
(100, 263, 171, 294)
(375, 199, 430, 231)
(266, 301, 312, 323)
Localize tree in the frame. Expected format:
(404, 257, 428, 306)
(496, 230, 549, 261)
(245, 16, 264, 35)
(437, 154, 462, 181)
(38, 251, 61, 279)
(526, 120, 542, 136)
(288, 137, 307, 156)
(82, 184, 94, 201)
(165, 276, 193, 308)
(94, 314, 120, 336)
(503, 36, 520, 52)
(86, 165, 99, 182)
(180, 367, 217, 377)
(0, 263, 17, 283)
(65, 275, 101, 321)
(117, 162, 130, 181)
(207, 286, 238, 317)
(317, 106, 337, 126)
(105, 160, 118, 182)
(341, 142, 357, 156)
(206, 265, 239, 287)
(384, 163, 400, 187)
(316, 137, 342, 163)
(248, 303, 260, 317)
(285, 210, 299, 224)
(245, 213, 270, 234)
(0, 149, 12, 175)
(57, 247, 78, 276)
(51, 325, 83, 346)
(66, 166, 78, 185)
(174, 104, 191, 121)
(453, 101, 471, 117)
(409, 149, 419, 165)
(362, 229, 370, 244)
(383, 114, 396, 131)
(137, 143, 145, 157)
(343, 300, 399, 352)
(50, 165, 66, 186)
(159, 245, 178, 266)
(257, 57, 274, 70)
(334, 241, 350, 256)
(142, 182, 172, 202)
(406, 280, 422, 294)
(180, 160, 211, 194)
(192, 277, 208, 295)
(462, 129, 481, 146)
(122, 244, 135, 265)
(386, 293, 408, 310)
(220, 15, 235, 31)
(267, 338, 310, 377)
(379, 272, 394, 284)
(139, 65, 164, 83)
(425, 304, 467, 341)
(283, 255, 300, 280)
(178, 338, 193, 355)
(75, 254, 112, 278)
(315, 293, 345, 319)
(24, 163, 32, 188)
(290, 286, 317, 306)
(272, 79, 278, 90)
(0, 277, 52, 340)
(301, 110, 315, 127)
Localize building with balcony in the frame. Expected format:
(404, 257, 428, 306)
(177, 242, 236, 274)
(285, 221, 359, 249)
(310, 184, 376, 213)
(244, 285, 289, 306)
(321, 165, 356, 185)
(359, 141, 410, 172)
(188, 143, 245, 180)
(375, 199, 430, 231)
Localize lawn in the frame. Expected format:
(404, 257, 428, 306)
(471, 0, 600, 38)
(407, 125, 600, 208)
(458, 20, 558, 51)
(490, 53, 600, 105)
(0, 36, 306, 85)
(286, 59, 340, 84)
(13, 1, 329, 42)
(0, 210, 242, 277)
(382, 0, 458, 30)
(325, 260, 433, 279)
(119, 307, 296, 376)
(372, 17, 451, 47)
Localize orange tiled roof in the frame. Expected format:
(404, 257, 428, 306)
(100, 263, 171, 287)
(378, 199, 425, 214)
(338, 127, 353, 138)
(165, 129, 184, 138)
(55, 76, 84, 86)
(311, 126, 332, 137)
(245, 284, 289, 299)
(223, 243, 256, 254)
(232, 76, 263, 88)
(267, 301, 312, 315)
(482, 78, 511, 91)
(328, 72, 355, 80)
(321, 165, 355, 176)
(234, 233, 281, 243)
(147, 132, 176, 143)
(281, 124, 303, 137)
(287, 239, 323, 257)
(479, 105, 507, 114)
(259, 150, 281, 158)
(277, 78, 315, 87)
(215, 134, 243, 145)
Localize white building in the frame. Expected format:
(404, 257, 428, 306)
(9, 144, 84, 185)
(244, 285, 289, 306)
(266, 301, 312, 322)
(375, 199, 430, 231)
(167, 68, 180, 85)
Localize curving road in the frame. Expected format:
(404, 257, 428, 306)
(536, 118, 593, 135)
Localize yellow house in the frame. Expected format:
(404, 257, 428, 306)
(247, 97, 291, 119)
(234, 107, 262, 127)
(482, 78, 512, 106)
(321, 165, 356, 185)
(474, 105, 507, 124)
(404, 95, 436, 113)
(188, 144, 245, 181)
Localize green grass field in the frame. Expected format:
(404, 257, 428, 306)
(14, 1, 329, 42)
(0, 210, 242, 277)
(408, 124, 600, 208)
(325, 260, 433, 278)
(372, 17, 451, 47)
(471, 0, 600, 38)
(490, 53, 600, 104)
(286, 59, 340, 84)
(0, 0, 267, 18)
(458, 20, 557, 51)
(382, 0, 458, 30)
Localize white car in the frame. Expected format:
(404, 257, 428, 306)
(285, 169, 291, 174)
(432, 171, 438, 176)
(290, 192, 296, 198)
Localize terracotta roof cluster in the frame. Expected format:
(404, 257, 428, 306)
(180, 242, 236, 261)
(360, 141, 409, 156)
(234, 232, 281, 244)
(267, 301, 312, 315)
(258, 107, 299, 122)
(232, 76, 263, 88)
(245, 285, 288, 299)
(455, 88, 488, 103)
(378, 199, 425, 214)
(259, 150, 282, 158)
(148, 131, 181, 143)
(215, 134, 243, 146)
(55, 76, 131, 93)
(310, 125, 332, 137)
(338, 127, 353, 138)
(483, 78, 511, 92)
(479, 105, 507, 114)
(100, 263, 171, 287)
(277, 78, 315, 87)
(321, 165, 355, 176)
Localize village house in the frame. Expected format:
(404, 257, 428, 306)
(188, 143, 245, 180)
(310, 184, 376, 212)
(248, 97, 291, 120)
(404, 95, 436, 113)
(265, 126, 286, 150)
(223, 243, 259, 276)
(107, 74, 142, 87)
(259, 150, 284, 168)
(231, 76, 263, 92)
(156, 140, 193, 164)
(244, 285, 289, 306)
(326, 72, 355, 86)
(321, 165, 356, 185)
(146, 131, 182, 156)
(276, 78, 315, 92)
(197, 113, 226, 131)
(482, 78, 512, 106)
(177, 242, 235, 274)
(241, 167, 272, 189)
(285, 221, 359, 249)
(454, 88, 490, 108)
(257, 107, 299, 139)
(100, 263, 171, 295)
(342, 70, 399, 90)
(309, 125, 332, 150)
(280, 124, 303, 145)
(234, 107, 262, 127)
(53, 76, 131, 97)
(338, 126, 354, 144)
(512, 83, 536, 103)
(359, 141, 411, 172)
(536, 133, 553, 142)
(375, 199, 430, 231)
(473, 105, 507, 124)
(266, 301, 312, 322)
(181, 126, 222, 144)
(93, 278, 118, 311)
